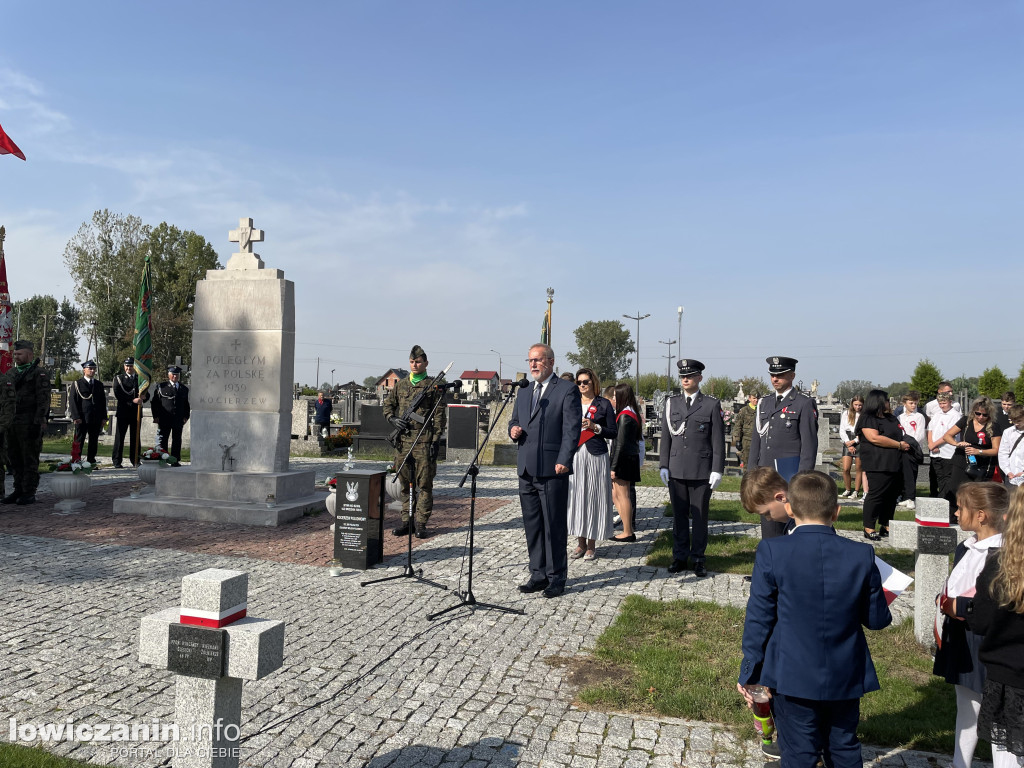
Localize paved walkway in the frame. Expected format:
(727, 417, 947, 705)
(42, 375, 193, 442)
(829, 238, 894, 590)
(0, 462, 964, 767)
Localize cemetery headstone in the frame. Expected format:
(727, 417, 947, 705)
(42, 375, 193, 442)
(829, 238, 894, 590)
(139, 568, 284, 768)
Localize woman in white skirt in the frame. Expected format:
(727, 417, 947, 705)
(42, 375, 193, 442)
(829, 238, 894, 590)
(567, 368, 617, 561)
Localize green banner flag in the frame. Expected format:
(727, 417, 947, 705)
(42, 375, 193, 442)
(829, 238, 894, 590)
(133, 257, 154, 392)
(540, 311, 549, 345)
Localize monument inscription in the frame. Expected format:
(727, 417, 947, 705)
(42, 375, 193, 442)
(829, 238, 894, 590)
(918, 526, 958, 556)
(167, 624, 226, 680)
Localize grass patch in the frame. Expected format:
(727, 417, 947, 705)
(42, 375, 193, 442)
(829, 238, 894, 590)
(645, 530, 917, 580)
(0, 743, 113, 767)
(41, 438, 191, 463)
(670, 498, 919, 533)
(570, 596, 966, 754)
(639, 468, 741, 493)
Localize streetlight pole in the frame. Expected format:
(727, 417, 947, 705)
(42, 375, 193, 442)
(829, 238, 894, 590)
(659, 339, 676, 391)
(489, 349, 502, 380)
(677, 306, 684, 354)
(331, 369, 335, 389)
(623, 311, 650, 390)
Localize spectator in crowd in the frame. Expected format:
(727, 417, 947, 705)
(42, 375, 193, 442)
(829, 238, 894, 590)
(609, 382, 642, 543)
(996, 392, 1016, 432)
(732, 390, 759, 469)
(997, 405, 1024, 487)
(933, 482, 1008, 768)
(942, 396, 1003, 488)
(898, 391, 927, 510)
(559, 372, 575, 382)
(971, 489, 1024, 767)
(839, 395, 864, 499)
(927, 382, 963, 496)
(857, 389, 906, 541)
(929, 391, 963, 525)
(567, 368, 616, 561)
(313, 391, 333, 438)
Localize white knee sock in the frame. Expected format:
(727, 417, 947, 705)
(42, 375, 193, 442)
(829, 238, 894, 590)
(953, 684, 982, 768)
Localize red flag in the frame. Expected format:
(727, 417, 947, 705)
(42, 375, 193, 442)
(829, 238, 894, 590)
(0, 122, 26, 161)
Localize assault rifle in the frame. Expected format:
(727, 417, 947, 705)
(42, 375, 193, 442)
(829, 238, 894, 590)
(386, 362, 453, 448)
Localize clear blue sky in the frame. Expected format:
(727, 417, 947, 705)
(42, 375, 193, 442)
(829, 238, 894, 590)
(1, 2, 1022, 393)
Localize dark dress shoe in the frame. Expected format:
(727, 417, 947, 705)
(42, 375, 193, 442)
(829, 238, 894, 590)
(518, 578, 549, 594)
(864, 530, 881, 541)
(112, 464, 123, 469)
(879, 527, 890, 538)
(610, 534, 636, 543)
(1, 492, 20, 504)
(415, 525, 429, 539)
(693, 561, 708, 578)
(392, 524, 410, 537)
(667, 559, 688, 574)
(543, 583, 565, 599)
(743, 575, 753, 583)
(15, 494, 36, 505)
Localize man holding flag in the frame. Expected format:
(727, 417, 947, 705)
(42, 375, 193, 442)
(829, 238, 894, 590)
(112, 357, 146, 468)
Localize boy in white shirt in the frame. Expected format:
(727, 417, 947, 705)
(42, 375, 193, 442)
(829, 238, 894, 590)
(928, 393, 962, 524)
(897, 392, 927, 510)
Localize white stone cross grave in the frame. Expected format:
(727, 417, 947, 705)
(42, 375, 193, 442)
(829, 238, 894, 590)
(140, 569, 284, 768)
(226, 217, 265, 270)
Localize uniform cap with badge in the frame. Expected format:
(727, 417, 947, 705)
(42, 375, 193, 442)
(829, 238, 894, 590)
(766, 356, 798, 375)
(409, 344, 427, 361)
(677, 359, 705, 376)
(82, 360, 97, 370)
(123, 357, 135, 366)
(167, 365, 182, 375)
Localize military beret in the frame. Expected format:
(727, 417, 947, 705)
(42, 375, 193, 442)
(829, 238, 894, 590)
(766, 356, 798, 374)
(409, 345, 427, 361)
(82, 360, 97, 369)
(123, 357, 135, 366)
(12, 339, 32, 352)
(677, 359, 705, 376)
(167, 365, 182, 374)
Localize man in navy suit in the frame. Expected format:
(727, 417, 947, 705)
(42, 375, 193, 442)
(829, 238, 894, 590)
(509, 343, 582, 599)
(738, 471, 891, 768)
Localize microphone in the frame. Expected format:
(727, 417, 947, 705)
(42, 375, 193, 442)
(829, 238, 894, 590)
(438, 380, 463, 391)
(508, 378, 530, 390)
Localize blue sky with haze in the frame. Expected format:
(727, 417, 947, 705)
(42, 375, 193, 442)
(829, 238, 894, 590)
(1, 2, 1021, 392)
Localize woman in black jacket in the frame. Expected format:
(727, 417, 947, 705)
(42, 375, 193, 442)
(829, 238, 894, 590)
(609, 382, 641, 543)
(856, 389, 907, 541)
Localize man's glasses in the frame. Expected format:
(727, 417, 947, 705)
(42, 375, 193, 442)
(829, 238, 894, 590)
(525, 358, 549, 365)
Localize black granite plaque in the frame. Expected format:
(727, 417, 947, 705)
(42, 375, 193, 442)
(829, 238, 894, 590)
(167, 624, 226, 679)
(333, 470, 386, 569)
(918, 526, 958, 555)
(447, 405, 479, 450)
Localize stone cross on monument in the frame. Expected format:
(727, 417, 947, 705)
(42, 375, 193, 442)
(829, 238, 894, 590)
(226, 217, 265, 270)
(140, 569, 284, 768)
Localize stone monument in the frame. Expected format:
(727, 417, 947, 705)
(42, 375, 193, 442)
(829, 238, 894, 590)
(115, 217, 327, 525)
(139, 568, 284, 768)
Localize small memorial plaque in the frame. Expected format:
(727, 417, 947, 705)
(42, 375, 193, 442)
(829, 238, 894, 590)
(333, 470, 385, 569)
(918, 526, 958, 555)
(167, 623, 226, 679)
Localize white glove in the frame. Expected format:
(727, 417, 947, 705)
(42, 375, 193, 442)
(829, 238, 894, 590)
(659, 468, 670, 486)
(709, 472, 723, 490)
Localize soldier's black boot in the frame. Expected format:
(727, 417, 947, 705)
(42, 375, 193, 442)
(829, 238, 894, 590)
(415, 523, 429, 539)
(15, 494, 36, 505)
(1, 491, 20, 504)
(392, 523, 410, 536)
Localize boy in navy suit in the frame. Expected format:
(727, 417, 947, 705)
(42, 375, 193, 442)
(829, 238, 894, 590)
(738, 471, 892, 768)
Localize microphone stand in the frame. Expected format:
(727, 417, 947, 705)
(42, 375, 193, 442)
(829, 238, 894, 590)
(428, 381, 526, 620)
(361, 381, 450, 591)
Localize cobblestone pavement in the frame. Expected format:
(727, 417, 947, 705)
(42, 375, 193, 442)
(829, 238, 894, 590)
(0, 463, 963, 767)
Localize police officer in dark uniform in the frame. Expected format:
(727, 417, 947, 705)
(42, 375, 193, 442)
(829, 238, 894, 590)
(747, 355, 819, 539)
(112, 357, 147, 468)
(382, 344, 446, 538)
(659, 359, 725, 578)
(68, 360, 107, 464)
(151, 364, 190, 463)
(2, 340, 51, 505)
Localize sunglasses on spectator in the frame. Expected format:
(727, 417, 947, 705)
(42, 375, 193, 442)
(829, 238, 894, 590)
(577, 379, 591, 386)
(974, 411, 988, 417)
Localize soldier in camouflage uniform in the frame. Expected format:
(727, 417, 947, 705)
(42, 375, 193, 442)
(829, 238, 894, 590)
(0, 359, 15, 498)
(2, 340, 51, 506)
(383, 345, 446, 538)
(731, 391, 759, 469)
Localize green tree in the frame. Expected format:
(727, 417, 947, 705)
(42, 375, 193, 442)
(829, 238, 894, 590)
(63, 211, 220, 379)
(978, 366, 1011, 399)
(617, 372, 663, 400)
(362, 375, 379, 389)
(736, 375, 770, 398)
(564, 320, 634, 384)
(12, 295, 82, 374)
(910, 359, 943, 401)
(951, 375, 979, 402)
(834, 379, 875, 405)
(147, 222, 220, 375)
(1016, 362, 1024, 403)
(703, 375, 737, 402)
(886, 381, 911, 400)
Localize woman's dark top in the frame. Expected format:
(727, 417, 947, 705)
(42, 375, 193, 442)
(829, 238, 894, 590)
(856, 413, 902, 473)
(973, 555, 1024, 689)
(953, 416, 1003, 479)
(579, 396, 617, 456)
(609, 409, 640, 475)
